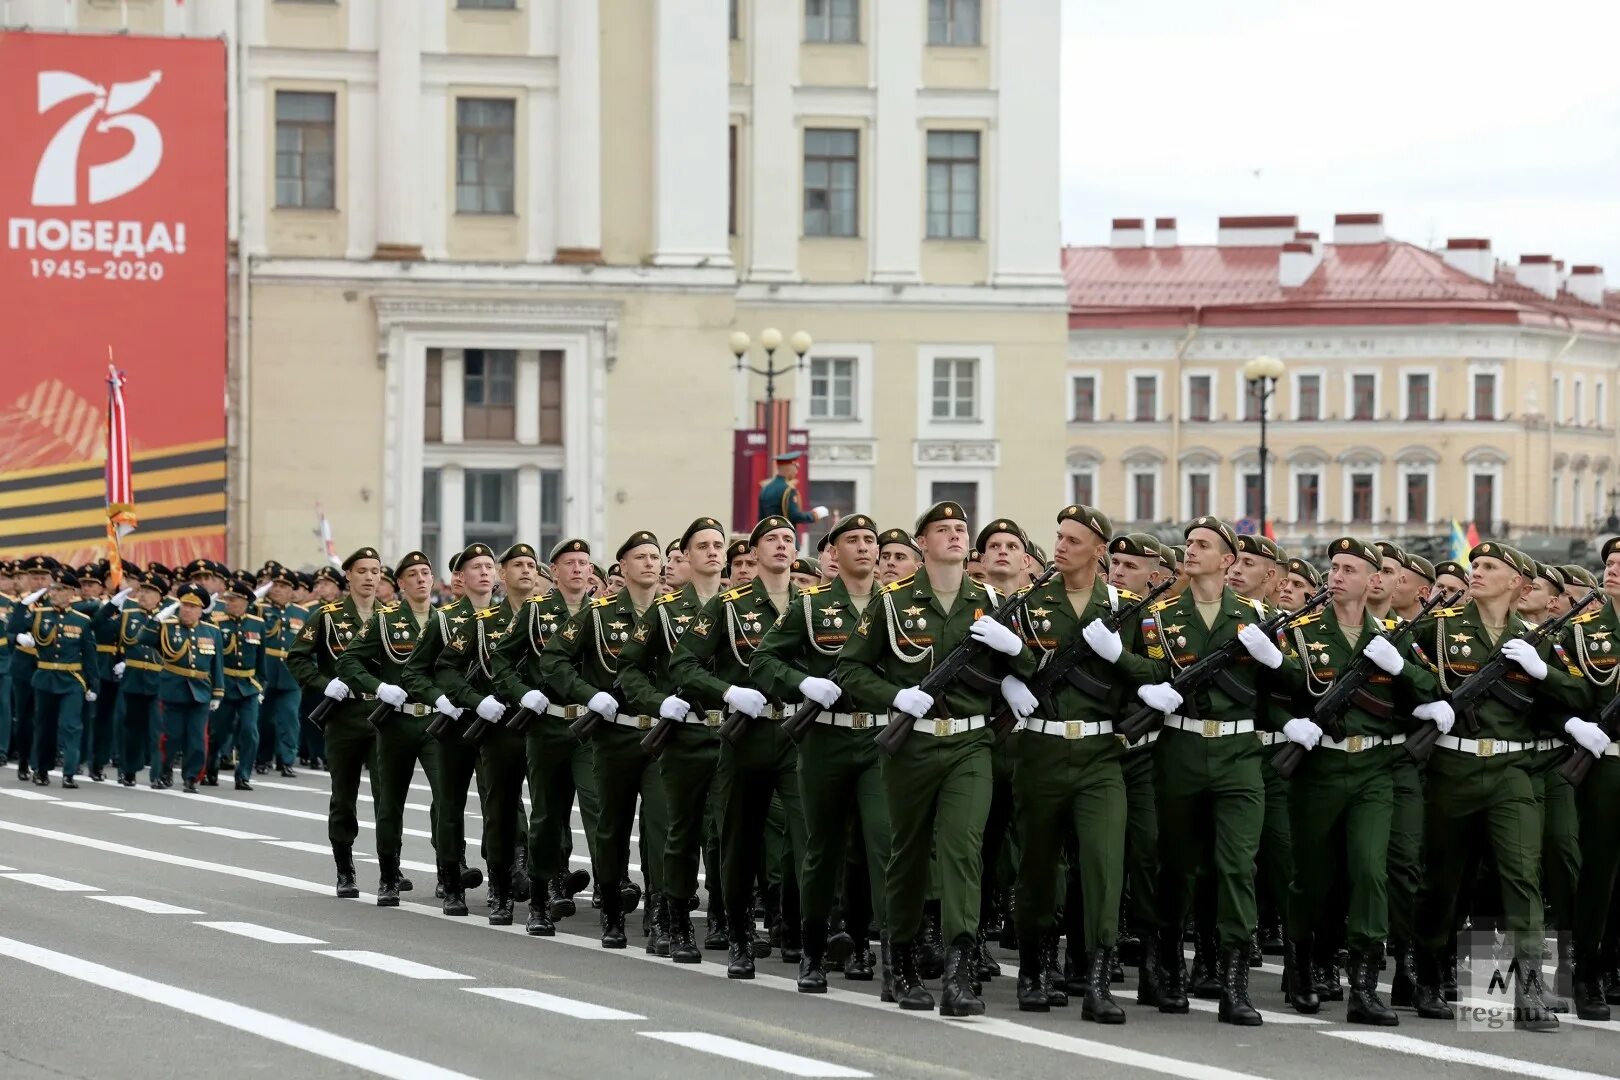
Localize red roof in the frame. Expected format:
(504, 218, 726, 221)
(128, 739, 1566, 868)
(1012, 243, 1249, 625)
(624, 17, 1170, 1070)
(1064, 239, 1620, 334)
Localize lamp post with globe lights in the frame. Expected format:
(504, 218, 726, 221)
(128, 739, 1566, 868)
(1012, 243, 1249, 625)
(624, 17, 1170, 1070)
(731, 327, 813, 460)
(1242, 355, 1286, 533)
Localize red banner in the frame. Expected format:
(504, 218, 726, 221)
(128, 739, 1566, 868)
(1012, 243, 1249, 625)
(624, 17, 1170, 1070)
(0, 31, 227, 566)
(732, 427, 809, 537)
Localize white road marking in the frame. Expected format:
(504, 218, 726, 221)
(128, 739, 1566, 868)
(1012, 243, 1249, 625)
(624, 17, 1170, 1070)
(464, 986, 644, 1020)
(0, 788, 59, 801)
(316, 950, 472, 980)
(1325, 1030, 1618, 1080)
(115, 812, 197, 826)
(0, 934, 480, 1080)
(640, 1032, 869, 1078)
(52, 800, 122, 812)
(197, 921, 328, 945)
(1184, 997, 1325, 1024)
(183, 825, 279, 840)
(89, 895, 204, 915)
(1, 872, 100, 892)
(133, 785, 444, 841)
(264, 840, 337, 855)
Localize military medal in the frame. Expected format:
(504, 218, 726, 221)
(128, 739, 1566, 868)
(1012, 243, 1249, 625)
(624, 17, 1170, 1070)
(917, 618, 927, 630)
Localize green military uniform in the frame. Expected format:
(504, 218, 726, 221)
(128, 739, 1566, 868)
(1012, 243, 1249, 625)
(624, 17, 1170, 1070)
(16, 578, 98, 785)
(0, 582, 14, 768)
(112, 589, 165, 785)
(208, 590, 266, 787)
(7, 556, 55, 783)
(462, 596, 524, 920)
(138, 585, 224, 791)
(84, 582, 123, 777)
(258, 575, 308, 774)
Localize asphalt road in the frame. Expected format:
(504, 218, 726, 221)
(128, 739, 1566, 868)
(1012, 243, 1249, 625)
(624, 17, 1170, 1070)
(0, 768, 1615, 1080)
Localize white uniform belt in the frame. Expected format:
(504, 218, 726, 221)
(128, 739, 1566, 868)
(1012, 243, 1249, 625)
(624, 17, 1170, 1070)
(396, 702, 432, 717)
(678, 710, 725, 728)
(908, 715, 986, 738)
(1435, 734, 1532, 757)
(1126, 729, 1159, 748)
(1533, 737, 1560, 752)
(604, 712, 657, 731)
(1022, 718, 1114, 740)
(1164, 715, 1254, 738)
(1257, 731, 1285, 746)
(1604, 744, 1620, 758)
(818, 711, 886, 730)
(1317, 733, 1405, 753)
(545, 703, 585, 720)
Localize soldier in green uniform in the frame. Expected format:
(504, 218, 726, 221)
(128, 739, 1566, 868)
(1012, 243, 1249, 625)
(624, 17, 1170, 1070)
(839, 501, 1023, 1016)
(138, 583, 223, 794)
(751, 513, 889, 992)
(7, 556, 57, 783)
(288, 547, 387, 899)
(1433, 559, 1470, 600)
(258, 567, 307, 778)
(207, 577, 267, 790)
(81, 563, 126, 782)
(1405, 541, 1587, 1030)
(877, 529, 922, 588)
(757, 451, 830, 529)
(111, 569, 167, 787)
(12, 567, 99, 787)
(0, 561, 15, 771)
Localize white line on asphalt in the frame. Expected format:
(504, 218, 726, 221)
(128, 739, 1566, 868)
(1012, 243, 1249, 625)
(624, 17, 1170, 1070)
(263, 840, 335, 855)
(89, 895, 205, 915)
(316, 950, 473, 980)
(1324, 1030, 1618, 1080)
(115, 812, 197, 826)
(183, 825, 279, 841)
(131, 785, 444, 840)
(0, 934, 481, 1080)
(1184, 997, 1326, 1025)
(197, 921, 329, 945)
(641, 1032, 870, 1078)
(0, 788, 59, 801)
(51, 800, 122, 812)
(463, 987, 645, 1020)
(1, 872, 101, 892)
(0, 864, 13, 871)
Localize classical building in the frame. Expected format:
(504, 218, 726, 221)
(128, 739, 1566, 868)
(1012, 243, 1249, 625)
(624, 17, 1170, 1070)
(1065, 214, 1620, 549)
(6, 0, 1066, 568)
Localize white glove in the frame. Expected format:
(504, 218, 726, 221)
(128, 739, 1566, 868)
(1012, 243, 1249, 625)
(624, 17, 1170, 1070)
(254, 580, 274, 599)
(1502, 638, 1547, 681)
(1413, 700, 1455, 735)
(892, 686, 934, 718)
(434, 694, 459, 719)
(110, 587, 133, 609)
(1000, 675, 1038, 719)
(113, 661, 126, 679)
(157, 601, 180, 621)
(1238, 624, 1284, 669)
(1362, 635, 1403, 676)
(659, 695, 691, 721)
(969, 615, 1022, 656)
(1565, 718, 1611, 758)
(22, 587, 47, 605)
(519, 688, 549, 714)
(1081, 619, 1123, 664)
(588, 691, 619, 720)
(812, 506, 830, 520)
(322, 677, 350, 701)
(798, 676, 842, 709)
(15, 633, 34, 649)
(375, 682, 409, 708)
(723, 685, 767, 718)
(1136, 682, 1183, 714)
(476, 695, 506, 722)
(209, 699, 220, 711)
(85, 690, 98, 703)
(1283, 717, 1322, 749)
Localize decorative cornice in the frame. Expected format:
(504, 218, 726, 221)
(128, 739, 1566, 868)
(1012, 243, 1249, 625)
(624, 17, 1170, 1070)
(914, 439, 999, 466)
(808, 440, 876, 465)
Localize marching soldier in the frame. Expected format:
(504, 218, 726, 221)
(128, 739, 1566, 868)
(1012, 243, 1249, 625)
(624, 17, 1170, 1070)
(112, 569, 167, 787)
(258, 567, 307, 778)
(0, 561, 14, 772)
(12, 567, 98, 788)
(207, 577, 267, 790)
(1432, 559, 1470, 602)
(8, 555, 57, 783)
(82, 563, 125, 782)
(138, 582, 223, 794)
(877, 529, 921, 587)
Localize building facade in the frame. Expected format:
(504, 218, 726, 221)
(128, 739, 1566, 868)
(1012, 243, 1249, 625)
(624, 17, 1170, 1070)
(1065, 214, 1620, 551)
(5, 0, 1066, 569)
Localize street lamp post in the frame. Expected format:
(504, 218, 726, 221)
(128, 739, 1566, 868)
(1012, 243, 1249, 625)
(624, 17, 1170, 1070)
(731, 327, 814, 458)
(1242, 355, 1286, 533)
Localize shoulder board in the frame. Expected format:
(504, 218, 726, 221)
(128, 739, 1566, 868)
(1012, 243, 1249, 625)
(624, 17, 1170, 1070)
(881, 575, 915, 595)
(1239, 595, 1264, 611)
(1009, 583, 1031, 598)
(1430, 607, 1464, 618)
(1147, 596, 1175, 614)
(1521, 619, 1540, 631)
(800, 582, 830, 596)
(1287, 612, 1322, 629)
(1574, 609, 1602, 624)
(653, 590, 681, 606)
(719, 585, 752, 603)
(589, 593, 618, 609)
(319, 602, 344, 614)
(379, 603, 399, 614)
(1118, 588, 1141, 603)
(1382, 617, 1400, 631)
(474, 606, 500, 619)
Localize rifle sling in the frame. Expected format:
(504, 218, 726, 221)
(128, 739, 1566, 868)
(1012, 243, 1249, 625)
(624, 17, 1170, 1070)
(1061, 665, 1113, 700)
(1487, 678, 1533, 712)
(1350, 686, 1395, 719)
(1213, 667, 1259, 708)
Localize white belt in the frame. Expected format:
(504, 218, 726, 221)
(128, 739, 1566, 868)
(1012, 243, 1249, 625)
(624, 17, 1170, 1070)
(1022, 718, 1113, 740)
(545, 703, 585, 720)
(907, 715, 986, 738)
(1164, 715, 1254, 738)
(678, 710, 724, 728)
(1127, 729, 1159, 748)
(1435, 734, 1532, 758)
(1604, 744, 1620, 758)
(604, 712, 657, 731)
(1257, 731, 1285, 747)
(396, 702, 431, 717)
(1533, 738, 1560, 752)
(1317, 733, 1405, 753)
(818, 711, 886, 730)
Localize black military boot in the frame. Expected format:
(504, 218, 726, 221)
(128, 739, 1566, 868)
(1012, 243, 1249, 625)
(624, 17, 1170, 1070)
(486, 865, 513, 926)
(1016, 931, 1051, 1012)
(880, 934, 897, 1002)
(460, 862, 484, 891)
(1136, 929, 1164, 1007)
(999, 888, 1019, 950)
(619, 878, 643, 917)
(1314, 938, 1345, 1002)
(1042, 928, 1068, 1007)
(1248, 929, 1263, 967)
(526, 893, 556, 936)
(510, 847, 530, 904)
(1286, 935, 1320, 1014)
(798, 922, 829, 993)
(333, 846, 360, 899)
(669, 904, 701, 963)
(1574, 954, 1612, 1021)
(726, 935, 756, 980)
(892, 939, 935, 1011)
(1110, 948, 1125, 984)
(1117, 904, 1141, 967)
(1412, 951, 1454, 1020)
(919, 903, 945, 980)
(544, 874, 573, 921)
(844, 937, 875, 980)
(439, 863, 468, 917)
(940, 938, 986, 1017)
(1191, 927, 1221, 999)
(827, 916, 856, 972)
(1061, 940, 1090, 998)
(704, 898, 730, 951)
(1604, 957, 1620, 1004)
(1083, 947, 1127, 1024)
(1346, 949, 1399, 1025)
(648, 895, 671, 957)
(1515, 960, 1560, 1032)
(973, 925, 1000, 981)
(600, 905, 628, 949)
(1390, 940, 1417, 1007)
(1440, 951, 1459, 1003)
(1543, 940, 1572, 1014)
(780, 915, 802, 965)
(1156, 933, 1190, 1013)
(1218, 947, 1262, 1026)
(375, 855, 401, 908)
(203, 767, 218, 787)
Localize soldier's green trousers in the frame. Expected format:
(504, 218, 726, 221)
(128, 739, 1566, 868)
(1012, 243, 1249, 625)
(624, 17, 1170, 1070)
(478, 726, 529, 869)
(1416, 749, 1545, 958)
(208, 696, 260, 784)
(1257, 753, 1294, 938)
(1155, 730, 1265, 951)
(797, 721, 891, 932)
(1386, 755, 1425, 948)
(1533, 758, 1581, 940)
(373, 711, 442, 863)
(524, 717, 600, 883)
(718, 718, 806, 940)
(1012, 730, 1125, 950)
(434, 734, 486, 875)
(882, 726, 992, 945)
(1120, 741, 1161, 933)
(1286, 742, 1395, 951)
(1574, 756, 1620, 960)
(659, 724, 722, 904)
(324, 707, 379, 849)
(592, 721, 667, 900)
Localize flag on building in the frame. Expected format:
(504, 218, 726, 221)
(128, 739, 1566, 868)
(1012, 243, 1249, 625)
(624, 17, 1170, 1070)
(104, 362, 136, 588)
(315, 503, 340, 567)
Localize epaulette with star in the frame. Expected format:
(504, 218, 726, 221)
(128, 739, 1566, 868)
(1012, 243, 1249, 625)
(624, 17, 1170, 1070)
(1382, 617, 1400, 631)
(1147, 596, 1176, 614)
(474, 606, 500, 619)
(319, 601, 344, 614)
(881, 575, 915, 594)
(1430, 607, 1465, 618)
(1287, 611, 1322, 629)
(380, 602, 399, 614)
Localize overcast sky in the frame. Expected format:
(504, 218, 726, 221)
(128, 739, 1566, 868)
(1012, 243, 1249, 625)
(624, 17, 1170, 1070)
(1060, 0, 1620, 272)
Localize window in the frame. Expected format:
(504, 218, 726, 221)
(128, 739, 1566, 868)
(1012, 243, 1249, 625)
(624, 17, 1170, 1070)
(1575, 378, 1585, 425)
(1295, 472, 1320, 524)
(1600, 382, 1608, 426)
(805, 0, 858, 42)
(1188, 472, 1212, 519)
(1132, 471, 1157, 523)
(1472, 372, 1497, 420)
(458, 0, 515, 7)
(1553, 474, 1564, 526)
(928, 0, 980, 44)
(728, 125, 738, 236)
(1553, 376, 1563, 423)
(1070, 375, 1096, 422)
(1243, 379, 1266, 422)
(1296, 373, 1321, 421)
(809, 356, 856, 419)
(803, 129, 858, 237)
(464, 469, 516, 553)
(274, 91, 335, 209)
(930, 481, 978, 528)
(1133, 375, 1157, 421)
(1070, 470, 1095, 507)
(729, 0, 739, 39)
(422, 468, 441, 573)
(1351, 374, 1376, 420)
(1405, 472, 1430, 524)
(1471, 472, 1495, 530)
(812, 480, 856, 520)
(930, 357, 977, 420)
(538, 469, 565, 557)
(455, 98, 515, 214)
(1350, 472, 1375, 523)
(424, 349, 443, 442)
(1187, 374, 1212, 422)
(539, 350, 564, 444)
(1406, 372, 1430, 421)
(1243, 472, 1263, 522)
(463, 348, 516, 440)
(925, 131, 979, 239)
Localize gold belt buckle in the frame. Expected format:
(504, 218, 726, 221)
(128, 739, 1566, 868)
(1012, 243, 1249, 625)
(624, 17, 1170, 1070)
(1064, 720, 1082, 740)
(934, 718, 952, 737)
(851, 713, 868, 730)
(704, 711, 721, 728)
(1202, 719, 1221, 738)
(637, 715, 651, 731)
(1346, 735, 1364, 753)
(1477, 738, 1495, 758)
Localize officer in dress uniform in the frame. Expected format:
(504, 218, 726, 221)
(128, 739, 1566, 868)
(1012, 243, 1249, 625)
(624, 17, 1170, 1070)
(7, 554, 59, 782)
(13, 567, 99, 787)
(138, 583, 224, 794)
(0, 561, 15, 769)
(207, 576, 267, 790)
(757, 451, 830, 529)
(114, 569, 168, 787)
(257, 567, 306, 777)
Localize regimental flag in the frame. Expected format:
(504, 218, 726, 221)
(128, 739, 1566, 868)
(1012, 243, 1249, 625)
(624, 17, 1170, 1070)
(315, 502, 340, 567)
(104, 361, 136, 588)
(1448, 519, 1481, 565)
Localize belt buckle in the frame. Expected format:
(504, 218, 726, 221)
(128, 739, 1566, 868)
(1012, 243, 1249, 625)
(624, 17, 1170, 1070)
(637, 715, 651, 731)
(1202, 719, 1221, 738)
(1477, 738, 1495, 758)
(852, 713, 868, 730)
(704, 711, 721, 728)
(1064, 720, 1082, 740)
(934, 718, 951, 737)
(1346, 734, 1364, 753)
(564, 704, 581, 720)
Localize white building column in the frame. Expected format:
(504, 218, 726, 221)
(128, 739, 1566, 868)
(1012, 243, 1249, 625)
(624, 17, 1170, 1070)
(183, 0, 239, 242)
(374, 0, 423, 260)
(439, 465, 466, 567)
(14, 0, 74, 27)
(515, 349, 541, 444)
(554, 0, 601, 262)
(517, 465, 542, 543)
(650, 0, 732, 267)
(747, 0, 797, 281)
(871, 0, 921, 284)
(441, 348, 465, 444)
(990, 0, 1063, 287)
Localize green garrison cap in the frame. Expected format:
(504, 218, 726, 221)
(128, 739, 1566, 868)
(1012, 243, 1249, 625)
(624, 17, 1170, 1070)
(914, 500, 967, 534)
(499, 542, 538, 564)
(548, 538, 590, 561)
(1286, 557, 1322, 587)
(827, 513, 878, 544)
(1535, 562, 1566, 591)
(341, 546, 381, 572)
(1432, 559, 1469, 582)
(878, 528, 921, 555)
(1561, 564, 1598, 589)
(394, 551, 430, 578)
(1327, 536, 1380, 570)
(1468, 541, 1525, 575)
(975, 518, 1027, 553)
(680, 517, 725, 550)
(1402, 553, 1436, 583)
(1374, 540, 1407, 565)
(750, 515, 794, 547)
(1057, 504, 1112, 543)
(1601, 537, 1620, 564)
(458, 542, 496, 567)
(1108, 534, 1156, 559)
(791, 556, 821, 577)
(1184, 516, 1238, 555)
(616, 531, 659, 561)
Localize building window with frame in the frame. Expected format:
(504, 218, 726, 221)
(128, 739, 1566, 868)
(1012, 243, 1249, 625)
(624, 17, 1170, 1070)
(1553, 375, 1564, 423)
(803, 129, 858, 237)
(1242, 472, 1263, 522)
(1575, 378, 1585, 425)
(1070, 375, 1096, 422)
(1350, 472, 1375, 523)
(1472, 372, 1497, 420)
(1187, 374, 1212, 422)
(809, 356, 856, 420)
(1243, 379, 1266, 422)
(455, 98, 516, 214)
(1351, 374, 1376, 421)
(538, 469, 565, 556)
(1405, 471, 1430, 524)
(424, 349, 443, 442)
(1599, 381, 1608, 426)
(1133, 375, 1157, 422)
(274, 91, 335, 209)
(458, 0, 515, 7)
(1187, 472, 1212, 519)
(538, 350, 564, 445)
(812, 480, 856, 522)
(464, 469, 516, 553)
(805, 0, 859, 42)
(1296, 373, 1321, 421)
(1131, 471, 1157, 523)
(422, 468, 441, 572)
(463, 348, 516, 440)
(1295, 471, 1320, 524)
(930, 357, 977, 420)
(1472, 472, 1495, 530)
(927, 0, 980, 44)
(925, 131, 979, 239)
(1070, 469, 1095, 507)
(728, 125, 739, 236)
(1406, 372, 1430, 421)
(930, 480, 978, 526)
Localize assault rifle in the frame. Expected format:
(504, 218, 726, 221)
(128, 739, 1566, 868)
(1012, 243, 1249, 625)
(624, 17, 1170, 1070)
(567, 697, 614, 743)
(1115, 586, 1333, 744)
(1558, 686, 1620, 787)
(1405, 589, 1601, 763)
(306, 694, 340, 729)
(782, 665, 844, 744)
(1269, 588, 1451, 780)
(987, 575, 1176, 742)
(365, 700, 393, 733)
(873, 567, 1060, 757)
(636, 682, 689, 759)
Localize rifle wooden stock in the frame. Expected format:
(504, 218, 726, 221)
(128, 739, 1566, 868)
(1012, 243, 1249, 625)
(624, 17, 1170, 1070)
(306, 695, 339, 729)
(718, 708, 749, 745)
(506, 706, 538, 734)
(1557, 688, 1620, 786)
(639, 715, 676, 757)
(781, 698, 824, 744)
(364, 700, 392, 733)
(568, 709, 606, 742)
